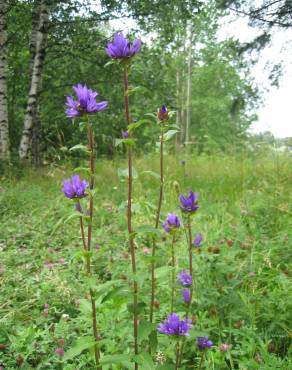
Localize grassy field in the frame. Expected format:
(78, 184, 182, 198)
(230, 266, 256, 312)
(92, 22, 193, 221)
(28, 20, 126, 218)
(0, 154, 291, 369)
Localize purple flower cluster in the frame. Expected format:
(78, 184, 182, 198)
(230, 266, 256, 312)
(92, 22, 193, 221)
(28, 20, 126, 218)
(106, 32, 141, 59)
(179, 191, 199, 213)
(158, 313, 192, 337)
(182, 288, 191, 303)
(178, 271, 192, 286)
(197, 336, 213, 350)
(65, 84, 108, 118)
(193, 233, 203, 247)
(122, 130, 129, 138)
(62, 175, 88, 199)
(162, 213, 181, 233)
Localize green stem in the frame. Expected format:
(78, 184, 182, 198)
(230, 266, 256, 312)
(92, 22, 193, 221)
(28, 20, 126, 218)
(171, 233, 176, 313)
(175, 341, 180, 370)
(187, 217, 193, 307)
(198, 351, 205, 370)
(150, 125, 164, 323)
(86, 118, 101, 370)
(123, 65, 139, 370)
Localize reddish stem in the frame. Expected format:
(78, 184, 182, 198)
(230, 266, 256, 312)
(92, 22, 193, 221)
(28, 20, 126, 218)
(123, 66, 139, 370)
(150, 127, 164, 323)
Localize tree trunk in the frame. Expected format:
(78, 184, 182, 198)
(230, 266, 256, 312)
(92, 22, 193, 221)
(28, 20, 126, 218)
(185, 23, 193, 145)
(180, 33, 187, 145)
(19, 0, 49, 161)
(0, 1, 10, 160)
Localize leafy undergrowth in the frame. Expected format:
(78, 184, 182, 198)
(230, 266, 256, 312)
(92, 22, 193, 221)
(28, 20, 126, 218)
(0, 154, 291, 369)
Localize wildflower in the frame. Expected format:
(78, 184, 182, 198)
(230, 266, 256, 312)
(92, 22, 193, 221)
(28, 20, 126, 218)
(45, 262, 54, 270)
(219, 343, 231, 352)
(58, 258, 65, 264)
(122, 130, 129, 138)
(158, 105, 169, 121)
(227, 239, 234, 247)
(193, 233, 203, 247)
(158, 313, 192, 336)
(178, 271, 192, 286)
(75, 202, 83, 213)
(43, 303, 49, 309)
(143, 247, 151, 255)
(180, 159, 186, 166)
(106, 32, 141, 59)
(182, 288, 191, 304)
(65, 83, 108, 118)
(95, 243, 100, 251)
(62, 175, 88, 200)
(162, 213, 181, 233)
(179, 191, 199, 213)
(197, 336, 213, 350)
(55, 347, 64, 357)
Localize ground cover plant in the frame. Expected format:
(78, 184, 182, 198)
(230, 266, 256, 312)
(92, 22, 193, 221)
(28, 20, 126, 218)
(0, 152, 291, 369)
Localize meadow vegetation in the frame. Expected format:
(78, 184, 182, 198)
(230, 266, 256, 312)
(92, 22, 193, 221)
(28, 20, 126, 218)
(0, 153, 291, 369)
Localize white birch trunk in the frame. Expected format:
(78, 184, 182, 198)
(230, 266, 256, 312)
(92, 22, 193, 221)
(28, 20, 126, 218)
(185, 23, 193, 145)
(0, 1, 10, 160)
(19, 0, 48, 160)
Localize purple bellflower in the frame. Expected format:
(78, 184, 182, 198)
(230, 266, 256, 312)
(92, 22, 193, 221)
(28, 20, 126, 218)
(62, 175, 88, 199)
(182, 288, 191, 304)
(106, 32, 141, 59)
(178, 271, 192, 286)
(193, 233, 203, 247)
(158, 313, 192, 337)
(197, 336, 213, 350)
(162, 213, 181, 233)
(65, 84, 108, 118)
(158, 104, 169, 121)
(122, 130, 129, 138)
(179, 191, 199, 213)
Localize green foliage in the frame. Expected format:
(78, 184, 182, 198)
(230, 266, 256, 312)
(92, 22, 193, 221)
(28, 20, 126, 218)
(0, 154, 291, 368)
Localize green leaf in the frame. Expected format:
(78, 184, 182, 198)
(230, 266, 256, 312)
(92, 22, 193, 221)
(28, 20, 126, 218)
(115, 138, 135, 147)
(133, 352, 155, 370)
(69, 144, 90, 153)
(156, 364, 175, 370)
(100, 354, 132, 366)
(73, 166, 91, 175)
(127, 119, 150, 132)
(164, 130, 179, 141)
(136, 224, 161, 237)
(127, 301, 147, 314)
(138, 321, 156, 343)
(118, 167, 138, 180)
(63, 336, 95, 361)
(128, 86, 143, 96)
(141, 170, 161, 180)
(149, 330, 158, 354)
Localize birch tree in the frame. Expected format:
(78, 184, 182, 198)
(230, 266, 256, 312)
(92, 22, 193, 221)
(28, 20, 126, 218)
(0, 0, 10, 160)
(185, 23, 194, 145)
(19, 0, 49, 160)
